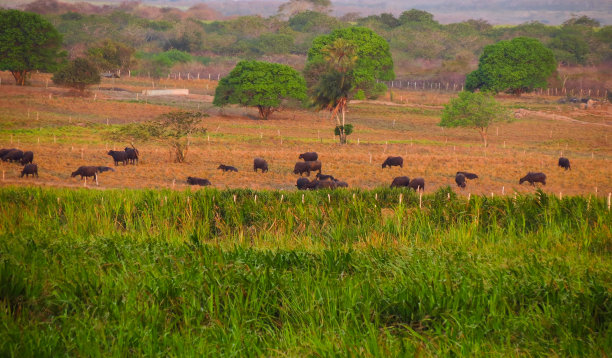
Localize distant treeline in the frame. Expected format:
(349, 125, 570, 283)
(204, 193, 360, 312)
(17, 0, 612, 81)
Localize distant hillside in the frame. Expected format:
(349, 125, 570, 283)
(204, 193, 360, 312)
(6, 0, 607, 24)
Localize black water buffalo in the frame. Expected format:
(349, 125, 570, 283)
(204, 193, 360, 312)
(299, 152, 318, 161)
(455, 173, 466, 188)
(70, 166, 114, 181)
(294, 160, 322, 176)
(390, 176, 411, 188)
(97, 166, 115, 173)
(21, 164, 38, 178)
(335, 181, 349, 188)
(71, 166, 99, 180)
(408, 178, 425, 191)
(187, 176, 211, 186)
(519, 172, 546, 186)
(218, 164, 238, 172)
(124, 147, 139, 165)
(456, 171, 479, 180)
(313, 179, 337, 189)
(2, 149, 23, 162)
(558, 157, 571, 170)
(254, 158, 269, 173)
(20, 151, 34, 165)
(296, 178, 313, 190)
(0, 148, 15, 158)
(382, 156, 403, 169)
(107, 150, 128, 166)
(316, 173, 336, 181)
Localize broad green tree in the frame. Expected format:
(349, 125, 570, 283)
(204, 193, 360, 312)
(0, 9, 65, 85)
(439, 91, 511, 147)
(213, 60, 307, 120)
(465, 37, 556, 95)
(305, 27, 394, 99)
(87, 40, 136, 74)
(52, 58, 100, 93)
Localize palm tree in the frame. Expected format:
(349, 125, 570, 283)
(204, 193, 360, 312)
(312, 38, 358, 144)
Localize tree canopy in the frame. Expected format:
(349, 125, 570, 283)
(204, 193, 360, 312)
(87, 39, 136, 74)
(439, 91, 511, 147)
(465, 37, 556, 95)
(311, 38, 358, 144)
(113, 111, 207, 163)
(305, 27, 394, 98)
(213, 60, 307, 120)
(51, 57, 100, 93)
(0, 9, 65, 85)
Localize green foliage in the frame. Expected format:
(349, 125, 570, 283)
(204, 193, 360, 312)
(398, 9, 438, 26)
(51, 58, 100, 92)
(87, 39, 136, 73)
(0, 9, 65, 85)
(353, 89, 366, 100)
(256, 33, 295, 55)
(465, 37, 556, 95)
(563, 15, 600, 28)
(0, 187, 610, 356)
(213, 60, 307, 120)
(334, 124, 353, 136)
(549, 29, 590, 65)
(135, 50, 193, 78)
(115, 111, 207, 162)
(439, 91, 511, 147)
(288, 10, 342, 33)
(306, 27, 394, 98)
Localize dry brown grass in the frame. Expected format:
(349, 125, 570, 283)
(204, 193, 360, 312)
(1, 71, 611, 197)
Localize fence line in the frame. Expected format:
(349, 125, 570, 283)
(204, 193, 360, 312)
(0, 71, 608, 100)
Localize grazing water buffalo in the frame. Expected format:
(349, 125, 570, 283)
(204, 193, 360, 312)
(382, 156, 403, 169)
(313, 179, 337, 189)
(408, 178, 425, 191)
(107, 150, 128, 166)
(254, 158, 269, 173)
(390, 176, 411, 188)
(296, 178, 312, 190)
(294, 160, 322, 176)
(187, 177, 211, 186)
(21, 164, 38, 178)
(455, 173, 466, 188)
(316, 173, 336, 181)
(71, 166, 99, 180)
(558, 157, 571, 170)
(218, 164, 238, 172)
(97, 166, 115, 173)
(335, 181, 349, 188)
(519, 172, 546, 186)
(2, 149, 24, 162)
(20, 151, 34, 165)
(124, 147, 139, 165)
(70, 166, 114, 181)
(456, 171, 479, 180)
(0, 148, 15, 158)
(299, 152, 318, 161)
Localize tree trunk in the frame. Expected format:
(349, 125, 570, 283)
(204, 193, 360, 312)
(11, 70, 27, 86)
(340, 105, 347, 144)
(478, 128, 488, 147)
(257, 106, 273, 120)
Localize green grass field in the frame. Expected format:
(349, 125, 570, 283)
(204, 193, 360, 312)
(1, 186, 610, 356)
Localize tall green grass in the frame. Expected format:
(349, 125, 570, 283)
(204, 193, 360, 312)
(0, 187, 610, 356)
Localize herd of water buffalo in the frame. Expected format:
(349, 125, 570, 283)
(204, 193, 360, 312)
(1, 147, 571, 190)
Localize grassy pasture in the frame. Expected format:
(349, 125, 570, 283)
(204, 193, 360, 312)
(0, 72, 610, 196)
(0, 186, 610, 356)
(0, 72, 611, 356)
